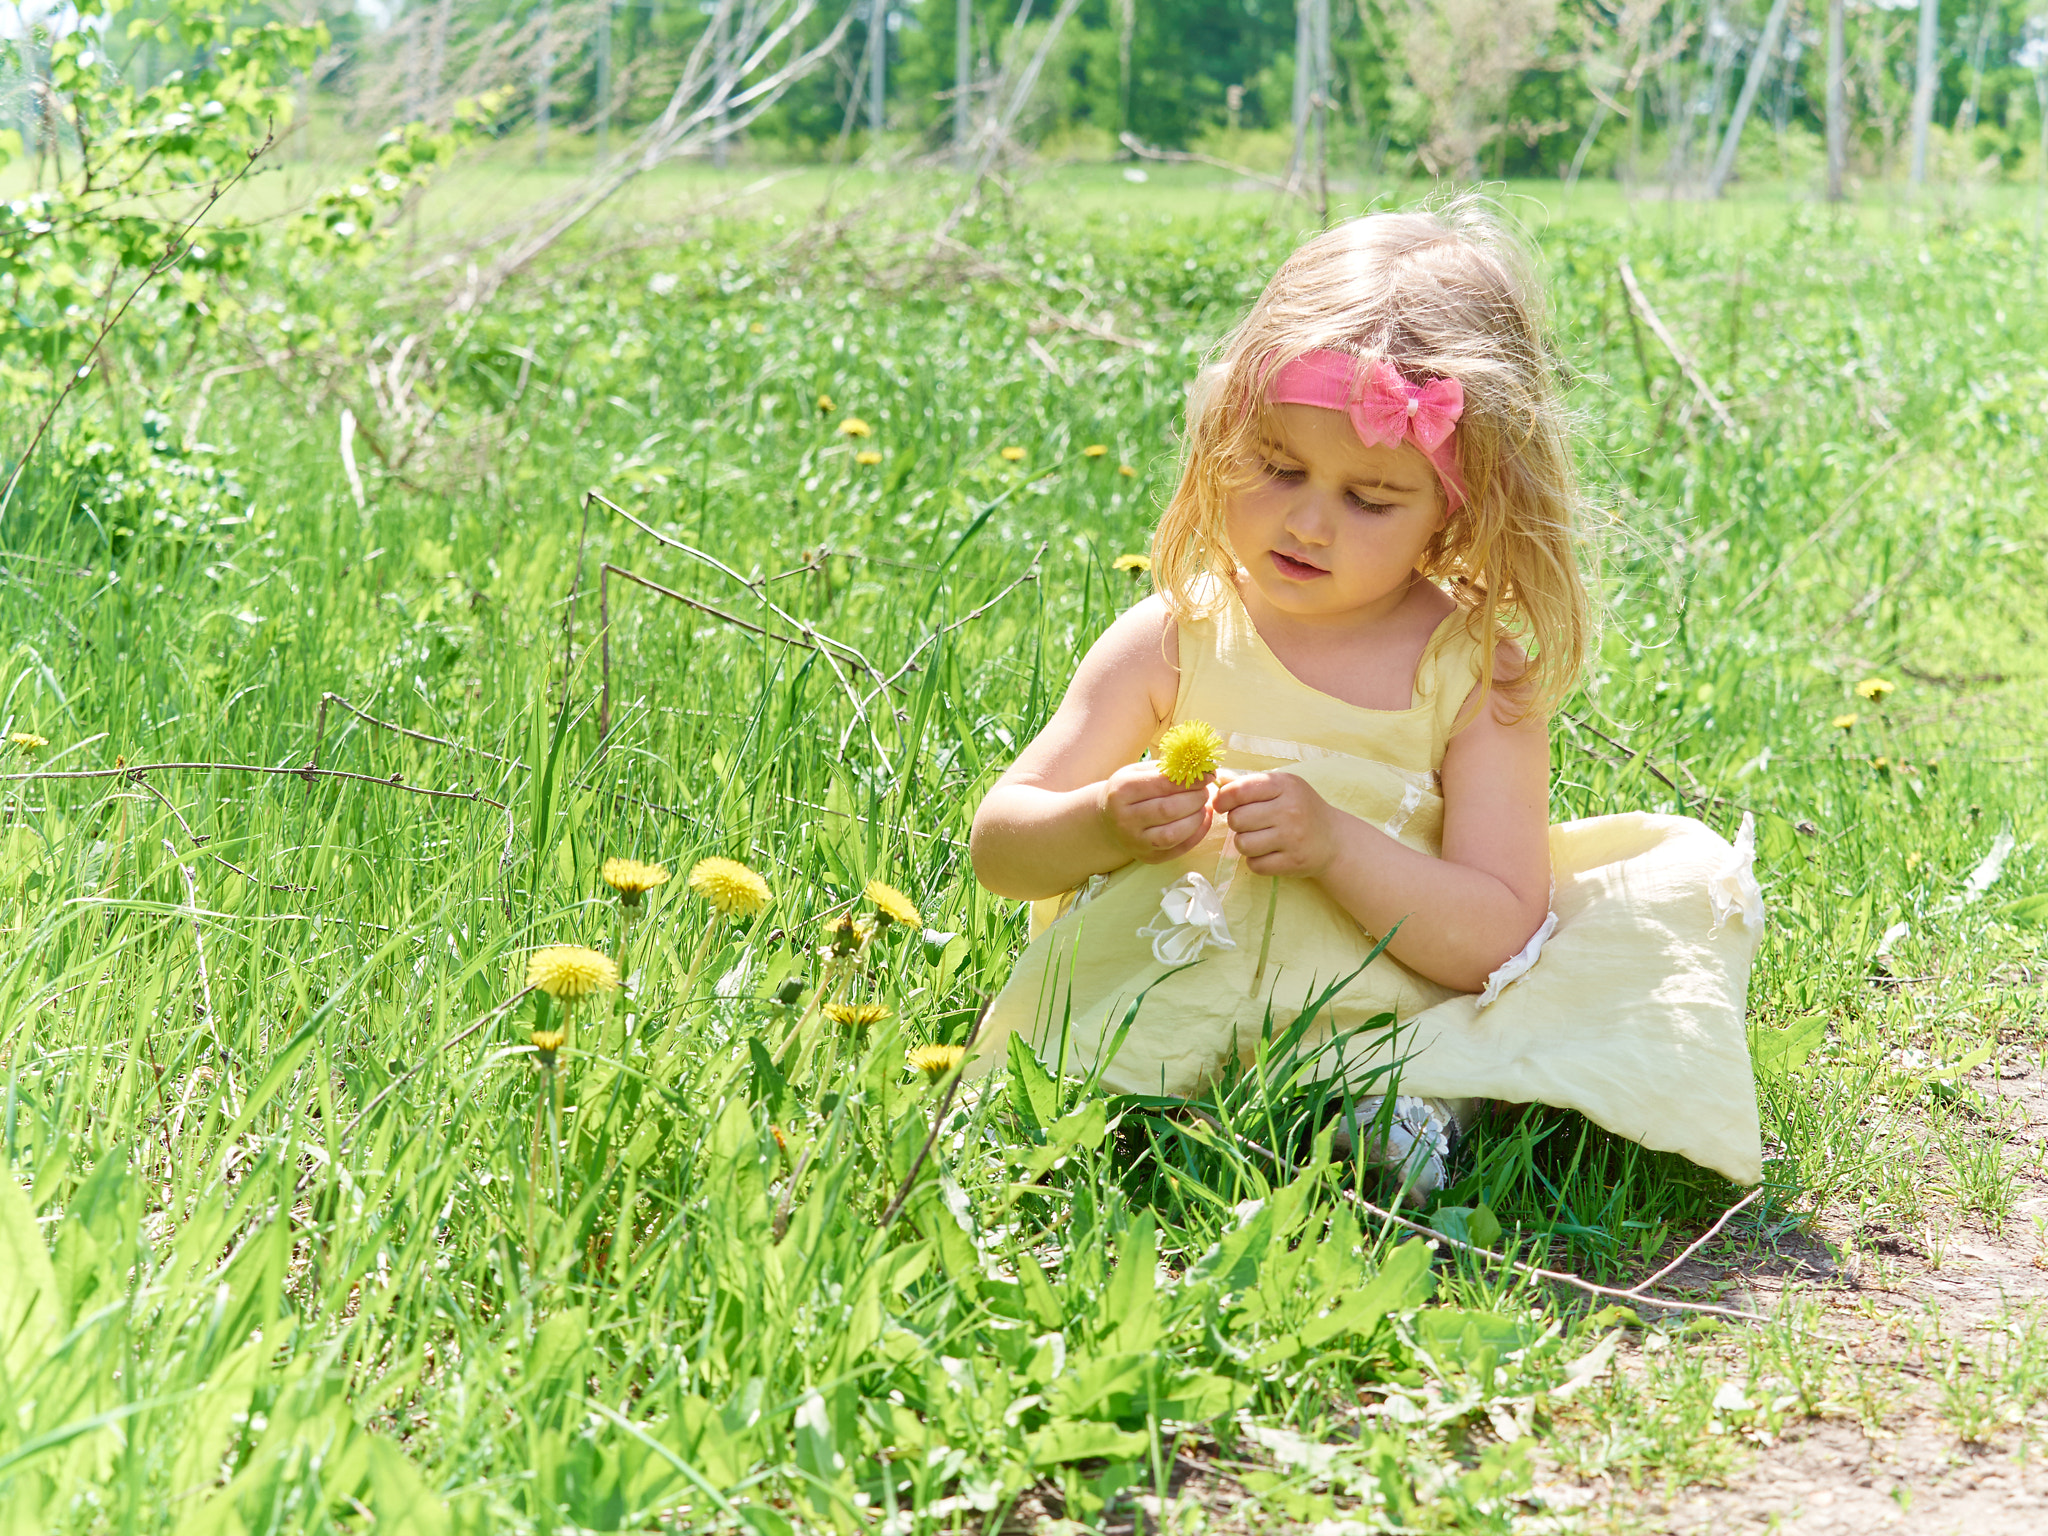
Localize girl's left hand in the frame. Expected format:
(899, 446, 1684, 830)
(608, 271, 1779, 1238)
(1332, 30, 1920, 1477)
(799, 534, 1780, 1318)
(1214, 771, 1339, 878)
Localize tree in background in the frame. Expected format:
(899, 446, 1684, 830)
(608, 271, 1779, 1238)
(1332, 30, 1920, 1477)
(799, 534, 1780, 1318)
(36, 0, 2048, 186)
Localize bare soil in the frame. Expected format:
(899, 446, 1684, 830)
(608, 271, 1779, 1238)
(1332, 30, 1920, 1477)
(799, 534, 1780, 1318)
(1587, 1057, 2048, 1534)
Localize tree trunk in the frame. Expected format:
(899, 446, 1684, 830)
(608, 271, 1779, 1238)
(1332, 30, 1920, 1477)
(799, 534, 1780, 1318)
(1908, 0, 1937, 186)
(957, 0, 974, 165)
(870, 0, 887, 139)
(535, 0, 553, 165)
(1705, 0, 1792, 198)
(1955, 0, 1990, 135)
(1288, 0, 1311, 185)
(595, 0, 613, 158)
(1117, 0, 1135, 147)
(1824, 0, 1846, 200)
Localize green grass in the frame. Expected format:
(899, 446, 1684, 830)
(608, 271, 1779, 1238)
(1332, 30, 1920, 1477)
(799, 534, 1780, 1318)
(2, 180, 2047, 1531)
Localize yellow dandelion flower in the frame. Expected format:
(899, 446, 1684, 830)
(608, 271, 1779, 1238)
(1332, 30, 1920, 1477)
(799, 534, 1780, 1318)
(687, 856, 771, 917)
(530, 1027, 566, 1067)
(907, 1043, 967, 1082)
(1855, 676, 1896, 703)
(817, 393, 835, 413)
(838, 417, 872, 438)
(855, 449, 882, 466)
(1117, 464, 1136, 478)
(1831, 714, 1858, 732)
(864, 878, 920, 929)
(602, 857, 671, 906)
(1112, 553, 1152, 575)
(1872, 756, 1891, 771)
(526, 946, 620, 1001)
(750, 322, 766, 335)
(1082, 444, 1109, 458)
(9, 732, 47, 751)
(999, 446, 1026, 462)
(824, 1001, 892, 1028)
(1157, 719, 1224, 786)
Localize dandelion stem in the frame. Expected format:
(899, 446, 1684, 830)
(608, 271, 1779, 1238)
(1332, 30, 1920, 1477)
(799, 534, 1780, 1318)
(677, 914, 723, 1002)
(1251, 875, 1280, 988)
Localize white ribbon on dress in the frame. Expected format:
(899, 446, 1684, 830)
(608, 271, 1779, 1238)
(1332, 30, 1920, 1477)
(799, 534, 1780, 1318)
(1137, 872, 1238, 966)
(1475, 911, 1558, 1009)
(1708, 812, 1764, 934)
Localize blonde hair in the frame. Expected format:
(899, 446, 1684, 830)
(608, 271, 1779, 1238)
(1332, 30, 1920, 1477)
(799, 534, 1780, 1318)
(1151, 196, 1591, 720)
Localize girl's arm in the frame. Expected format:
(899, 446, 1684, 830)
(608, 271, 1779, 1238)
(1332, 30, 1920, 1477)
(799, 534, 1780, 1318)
(1213, 678, 1552, 994)
(970, 597, 1209, 901)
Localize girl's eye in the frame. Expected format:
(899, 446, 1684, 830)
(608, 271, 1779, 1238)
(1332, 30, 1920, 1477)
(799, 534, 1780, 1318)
(1347, 492, 1392, 513)
(1262, 459, 1303, 480)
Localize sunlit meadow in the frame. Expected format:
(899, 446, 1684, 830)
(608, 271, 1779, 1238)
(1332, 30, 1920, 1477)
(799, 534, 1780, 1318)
(3, 179, 2047, 1530)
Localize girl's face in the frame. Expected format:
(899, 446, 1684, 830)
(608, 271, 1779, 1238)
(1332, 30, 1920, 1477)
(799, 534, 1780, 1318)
(1226, 403, 1449, 628)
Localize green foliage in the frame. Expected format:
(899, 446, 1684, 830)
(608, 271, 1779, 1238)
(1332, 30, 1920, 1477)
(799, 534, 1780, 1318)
(0, 0, 325, 402)
(1, 168, 2047, 1528)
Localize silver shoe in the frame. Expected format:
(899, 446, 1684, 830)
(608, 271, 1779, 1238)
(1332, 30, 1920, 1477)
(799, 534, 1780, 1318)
(1330, 1094, 1473, 1202)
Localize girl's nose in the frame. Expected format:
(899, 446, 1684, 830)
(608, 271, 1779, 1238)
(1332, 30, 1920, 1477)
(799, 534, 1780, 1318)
(1282, 487, 1338, 544)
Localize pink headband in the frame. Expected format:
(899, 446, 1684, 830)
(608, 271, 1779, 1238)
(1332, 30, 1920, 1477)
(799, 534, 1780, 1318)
(1268, 350, 1469, 511)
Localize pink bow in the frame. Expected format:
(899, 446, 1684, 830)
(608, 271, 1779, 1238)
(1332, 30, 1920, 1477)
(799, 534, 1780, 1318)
(1349, 359, 1464, 454)
(1266, 350, 1469, 510)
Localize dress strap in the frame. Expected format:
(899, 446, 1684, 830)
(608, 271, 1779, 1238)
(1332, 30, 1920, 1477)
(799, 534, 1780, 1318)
(1414, 611, 1489, 749)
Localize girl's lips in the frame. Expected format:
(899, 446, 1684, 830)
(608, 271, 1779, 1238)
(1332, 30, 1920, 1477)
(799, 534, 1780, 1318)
(1270, 549, 1327, 580)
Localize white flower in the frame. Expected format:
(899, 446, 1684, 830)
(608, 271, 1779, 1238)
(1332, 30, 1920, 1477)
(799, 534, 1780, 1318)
(1137, 872, 1236, 966)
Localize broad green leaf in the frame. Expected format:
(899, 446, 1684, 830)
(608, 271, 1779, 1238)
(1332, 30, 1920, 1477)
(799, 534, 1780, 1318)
(1023, 1419, 1149, 1466)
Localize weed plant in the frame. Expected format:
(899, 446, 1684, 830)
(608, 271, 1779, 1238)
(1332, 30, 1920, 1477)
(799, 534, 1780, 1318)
(1, 189, 2046, 1530)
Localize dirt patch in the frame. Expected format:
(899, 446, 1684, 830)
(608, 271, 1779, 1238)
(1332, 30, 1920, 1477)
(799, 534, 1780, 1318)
(1557, 1061, 2048, 1533)
(1641, 1417, 2048, 1534)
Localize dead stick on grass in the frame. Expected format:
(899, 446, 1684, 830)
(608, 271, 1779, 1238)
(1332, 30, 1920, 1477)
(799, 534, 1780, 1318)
(128, 775, 315, 893)
(2, 762, 506, 809)
(876, 1001, 993, 1230)
(586, 493, 896, 769)
(1616, 255, 1739, 438)
(167, 842, 243, 1121)
(1184, 1108, 1779, 1327)
(852, 548, 1045, 718)
(341, 989, 533, 1149)
(313, 692, 525, 772)
(0, 130, 276, 517)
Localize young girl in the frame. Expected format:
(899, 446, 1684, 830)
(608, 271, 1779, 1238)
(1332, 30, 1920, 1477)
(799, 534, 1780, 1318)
(967, 202, 1764, 1197)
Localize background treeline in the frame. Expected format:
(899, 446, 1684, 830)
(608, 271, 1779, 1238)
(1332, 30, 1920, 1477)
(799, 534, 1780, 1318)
(6, 0, 2048, 186)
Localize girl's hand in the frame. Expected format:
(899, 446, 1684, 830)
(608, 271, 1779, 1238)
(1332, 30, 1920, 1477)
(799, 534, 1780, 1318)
(1215, 771, 1339, 878)
(1098, 762, 1215, 865)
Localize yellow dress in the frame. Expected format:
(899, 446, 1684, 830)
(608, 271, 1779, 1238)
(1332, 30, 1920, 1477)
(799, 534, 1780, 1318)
(967, 589, 1766, 1186)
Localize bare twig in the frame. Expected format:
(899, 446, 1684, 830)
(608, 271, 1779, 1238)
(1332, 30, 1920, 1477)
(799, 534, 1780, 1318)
(1118, 130, 1314, 202)
(127, 775, 315, 894)
(0, 129, 277, 517)
(877, 1001, 992, 1229)
(1626, 1187, 1763, 1294)
(1556, 711, 1745, 817)
(2, 762, 506, 810)
(853, 546, 1045, 720)
(313, 692, 525, 772)
(587, 493, 895, 769)
(1184, 1108, 1780, 1326)
(1733, 443, 1913, 615)
(1615, 255, 1739, 438)
(341, 989, 533, 1149)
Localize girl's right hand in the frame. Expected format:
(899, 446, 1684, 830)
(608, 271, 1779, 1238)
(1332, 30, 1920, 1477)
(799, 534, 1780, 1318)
(1097, 762, 1215, 865)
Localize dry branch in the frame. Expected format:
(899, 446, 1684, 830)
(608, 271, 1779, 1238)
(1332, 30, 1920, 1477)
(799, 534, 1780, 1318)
(1188, 1109, 1782, 1327)
(1616, 256, 1739, 437)
(2, 762, 507, 810)
(313, 692, 525, 773)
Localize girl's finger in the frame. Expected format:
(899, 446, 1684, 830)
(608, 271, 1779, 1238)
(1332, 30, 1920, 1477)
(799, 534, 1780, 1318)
(1148, 808, 1210, 849)
(1213, 773, 1278, 812)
